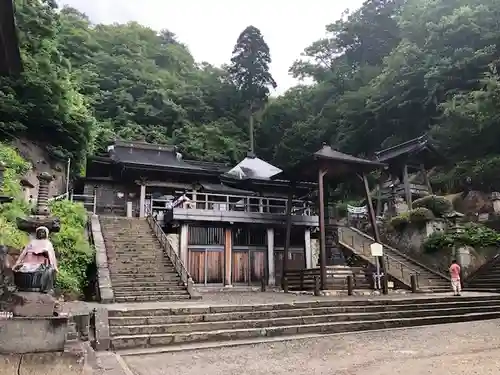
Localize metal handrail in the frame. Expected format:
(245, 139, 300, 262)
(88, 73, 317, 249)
(348, 226, 450, 281)
(338, 226, 421, 286)
(146, 215, 192, 285)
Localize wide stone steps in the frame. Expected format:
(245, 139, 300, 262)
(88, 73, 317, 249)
(114, 295, 191, 303)
(108, 295, 500, 351)
(99, 217, 191, 303)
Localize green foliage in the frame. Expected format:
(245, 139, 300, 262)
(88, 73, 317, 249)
(50, 199, 93, 296)
(423, 223, 500, 253)
(408, 208, 435, 227)
(389, 212, 410, 231)
(4, 0, 500, 200)
(412, 195, 453, 217)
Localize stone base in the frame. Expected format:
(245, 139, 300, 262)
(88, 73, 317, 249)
(16, 216, 60, 233)
(6, 292, 57, 317)
(0, 316, 68, 353)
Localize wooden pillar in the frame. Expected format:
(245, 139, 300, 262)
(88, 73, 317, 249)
(375, 183, 382, 217)
(421, 163, 432, 194)
(282, 186, 294, 288)
(267, 228, 275, 286)
(318, 168, 327, 290)
(402, 164, 412, 209)
(224, 227, 232, 286)
(361, 173, 388, 295)
(139, 184, 146, 218)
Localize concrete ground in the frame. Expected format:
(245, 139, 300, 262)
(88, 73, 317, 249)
(120, 319, 500, 375)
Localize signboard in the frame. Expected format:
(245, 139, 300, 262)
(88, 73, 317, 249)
(370, 242, 383, 257)
(347, 205, 368, 214)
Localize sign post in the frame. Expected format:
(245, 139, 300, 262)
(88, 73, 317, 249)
(370, 242, 383, 290)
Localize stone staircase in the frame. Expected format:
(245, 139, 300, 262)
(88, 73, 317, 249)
(466, 255, 500, 292)
(338, 226, 450, 292)
(108, 294, 500, 352)
(99, 217, 190, 302)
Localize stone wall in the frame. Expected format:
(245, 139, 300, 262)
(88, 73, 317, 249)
(381, 223, 497, 277)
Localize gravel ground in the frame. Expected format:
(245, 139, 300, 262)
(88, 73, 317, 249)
(123, 319, 500, 375)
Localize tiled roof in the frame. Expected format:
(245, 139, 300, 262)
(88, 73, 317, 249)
(375, 134, 437, 162)
(314, 145, 385, 168)
(110, 144, 203, 171)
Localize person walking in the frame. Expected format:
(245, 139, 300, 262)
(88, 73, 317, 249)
(449, 259, 461, 296)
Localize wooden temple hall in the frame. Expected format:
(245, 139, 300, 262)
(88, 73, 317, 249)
(76, 140, 389, 290)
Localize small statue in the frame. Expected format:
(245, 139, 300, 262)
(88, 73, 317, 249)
(12, 226, 58, 294)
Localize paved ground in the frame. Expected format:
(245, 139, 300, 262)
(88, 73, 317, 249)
(121, 319, 500, 375)
(62, 291, 497, 315)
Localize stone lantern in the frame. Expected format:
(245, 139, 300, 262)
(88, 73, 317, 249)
(16, 172, 60, 234)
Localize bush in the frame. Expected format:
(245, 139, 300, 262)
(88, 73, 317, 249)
(412, 195, 453, 217)
(408, 207, 435, 227)
(389, 212, 410, 230)
(423, 223, 500, 253)
(50, 199, 94, 297)
(423, 232, 454, 253)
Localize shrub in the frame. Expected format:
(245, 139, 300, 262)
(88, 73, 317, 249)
(412, 195, 453, 217)
(50, 199, 94, 297)
(423, 232, 454, 253)
(408, 207, 435, 227)
(389, 212, 410, 230)
(423, 223, 500, 253)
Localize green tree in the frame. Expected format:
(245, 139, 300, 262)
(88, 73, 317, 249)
(228, 25, 277, 154)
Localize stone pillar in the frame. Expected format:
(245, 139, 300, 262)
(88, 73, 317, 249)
(126, 202, 133, 217)
(267, 228, 275, 286)
(139, 184, 146, 218)
(180, 224, 189, 267)
(224, 227, 232, 286)
(304, 228, 312, 268)
(491, 192, 500, 214)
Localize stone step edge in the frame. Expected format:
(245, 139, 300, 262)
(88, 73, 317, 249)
(107, 295, 500, 316)
(108, 304, 500, 330)
(110, 310, 500, 348)
(107, 300, 500, 323)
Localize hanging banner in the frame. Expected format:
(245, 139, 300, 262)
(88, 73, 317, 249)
(347, 204, 368, 214)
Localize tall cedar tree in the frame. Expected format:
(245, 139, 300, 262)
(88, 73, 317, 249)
(228, 26, 276, 154)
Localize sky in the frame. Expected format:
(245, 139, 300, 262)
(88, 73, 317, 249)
(57, 0, 364, 95)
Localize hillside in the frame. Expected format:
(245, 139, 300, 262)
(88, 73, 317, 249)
(1, 0, 500, 194)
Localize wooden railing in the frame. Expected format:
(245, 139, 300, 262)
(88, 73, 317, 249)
(338, 226, 421, 288)
(151, 192, 315, 216)
(284, 266, 372, 291)
(145, 215, 200, 299)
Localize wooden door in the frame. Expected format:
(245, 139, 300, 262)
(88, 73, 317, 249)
(232, 250, 249, 284)
(188, 250, 205, 284)
(250, 250, 265, 284)
(206, 250, 224, 284)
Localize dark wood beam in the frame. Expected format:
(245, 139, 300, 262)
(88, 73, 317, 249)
(318, 168, 327, 290)
(360, 173, 388, 295)
(282, 183, 295, 289)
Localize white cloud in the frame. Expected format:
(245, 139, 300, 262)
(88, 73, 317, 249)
(57, 0, 364, 94)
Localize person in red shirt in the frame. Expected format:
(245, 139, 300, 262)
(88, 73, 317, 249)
(449, 259, 461, 296)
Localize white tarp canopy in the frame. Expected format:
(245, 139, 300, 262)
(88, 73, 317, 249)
(227, 156, 282, 180)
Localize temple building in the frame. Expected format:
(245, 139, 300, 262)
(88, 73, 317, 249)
(75, 140, 319, 287)
(373, 134, 442, 215)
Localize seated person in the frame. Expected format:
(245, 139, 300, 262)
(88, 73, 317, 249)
(12, 226, 58, 294)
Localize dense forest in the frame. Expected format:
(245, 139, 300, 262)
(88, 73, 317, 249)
(2, 0, 500, 193)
